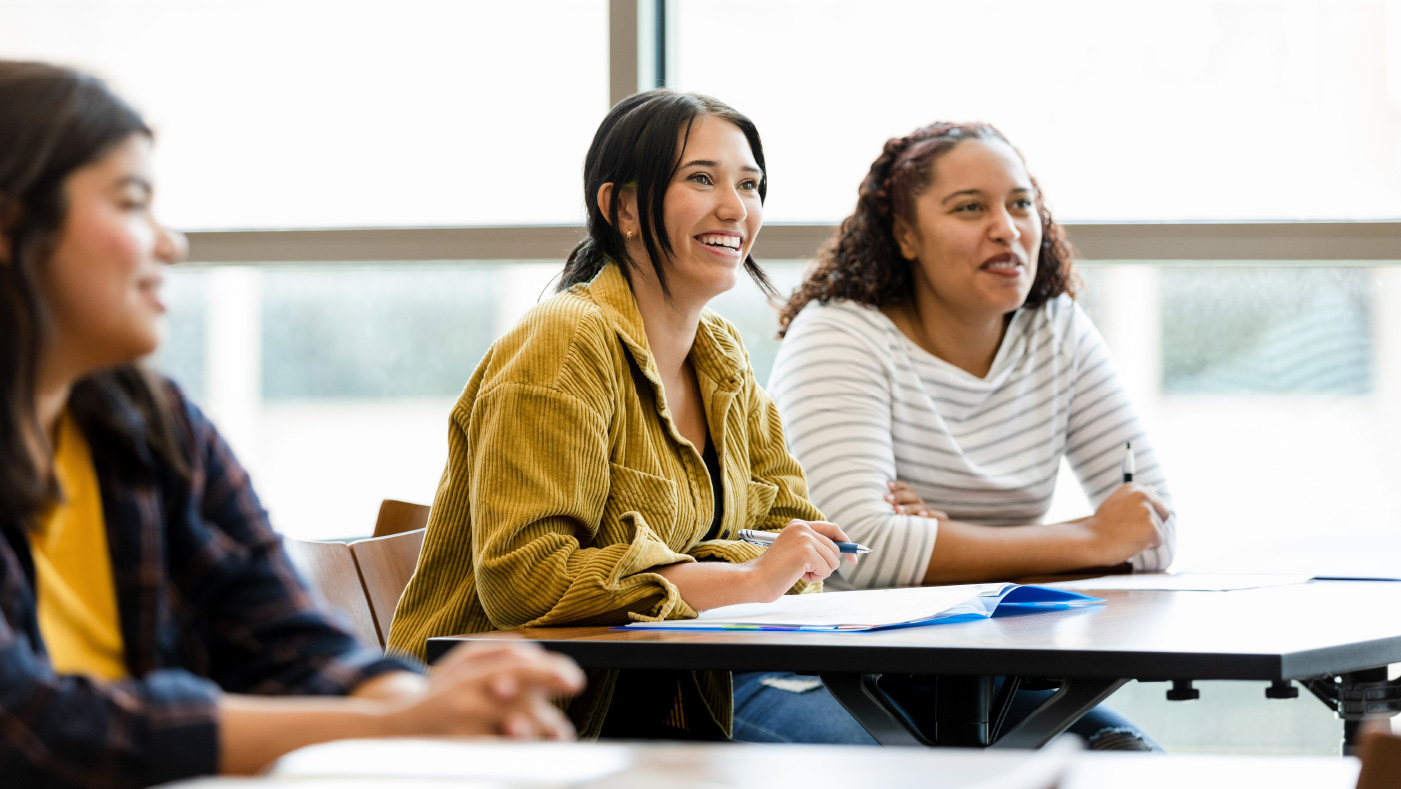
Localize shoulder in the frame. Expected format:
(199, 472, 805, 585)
(1035, 292, 1087, 329)
(1020, 293, 1092, 345)
(478, 286, 619, 395)
(785, 299, 893, 346)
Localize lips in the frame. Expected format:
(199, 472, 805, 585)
(137, 274, 166, 311)
(695, 232, 743, 258)
(979, 253, 1027, 279)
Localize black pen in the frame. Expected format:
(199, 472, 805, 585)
(739, 529, 872, 555)
(1122, 442, 1135, 484)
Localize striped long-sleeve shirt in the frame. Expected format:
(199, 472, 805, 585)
(769, 296, 1175, 590)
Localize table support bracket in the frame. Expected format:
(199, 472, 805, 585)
(989, 677, 1128, 750)
(821, 673, 926, 747)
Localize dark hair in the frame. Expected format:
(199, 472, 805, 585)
(558, 89, 775, 298)
(778, 122, 1077, 335)
(0, 60, 186, 526)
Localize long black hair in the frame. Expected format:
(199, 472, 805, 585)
(558, 89, 775, 298)
(0, 61, 187, 526)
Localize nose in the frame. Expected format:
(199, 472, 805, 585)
(156, 225, 188, 266)
(715, 184, 747, 223)
(988, 205, 1020, 245)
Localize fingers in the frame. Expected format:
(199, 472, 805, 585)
(1108, 483, 1173, 525)
(800, 519, 851, 544)
(1140, 487, 1173, 522)
(885, 481, 941, 518)
(437, 644, 586, 698)
(500, 696, 576, 741)
(777, 521, 841, 579)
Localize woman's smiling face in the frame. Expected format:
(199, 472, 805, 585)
(654, 115, 764, 301)
(40, 133, 186, 375)
(894, 137, 1042, 319)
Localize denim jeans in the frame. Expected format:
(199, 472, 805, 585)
(731, 671, 879, 745)
(734, 672, 1158, 750)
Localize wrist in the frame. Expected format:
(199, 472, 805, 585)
(372, 696, 415, 738)
(736, 561, 774, 604)
(1053, 518, 1107, 567)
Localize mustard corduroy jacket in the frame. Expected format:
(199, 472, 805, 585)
(387, 262, 824, 738)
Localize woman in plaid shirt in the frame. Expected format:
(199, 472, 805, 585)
(0, 61, 586, 788)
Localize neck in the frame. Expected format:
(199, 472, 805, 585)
(894, 286, 1010, 379)
(33, 377, 74, 476)
(35, 344, 83, 454)
(628, 267, 706, 377)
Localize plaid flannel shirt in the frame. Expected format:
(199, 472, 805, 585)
(0, 378, 417, 788)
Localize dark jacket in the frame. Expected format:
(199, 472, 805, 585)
(0, 376, 416, 788)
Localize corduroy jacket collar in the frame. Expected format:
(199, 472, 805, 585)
(584, 262, 748, 395)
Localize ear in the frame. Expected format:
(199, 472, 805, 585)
(892, 216, 919, 261)
(595, 182, 640, 238)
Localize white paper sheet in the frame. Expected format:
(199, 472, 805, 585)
(626, 583, 1011, 629)
(1045, 573, 1312, 592)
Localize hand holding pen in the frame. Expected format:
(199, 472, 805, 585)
(741, 529, 872, 554)
(1076, 443, 1171, 566)
(740, 520, 859, 601)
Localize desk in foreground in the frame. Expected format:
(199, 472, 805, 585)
(162, 739, 1362, 789)
(429, 582, 1401, 749)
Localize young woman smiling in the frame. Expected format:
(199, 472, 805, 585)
(768, 122, 1174, 749)
(388, 90, 872, 744)
(0, 61, 583, 788)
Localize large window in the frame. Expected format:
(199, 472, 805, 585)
(0, 0, 607, 228)
(671, 0, 1401, 223)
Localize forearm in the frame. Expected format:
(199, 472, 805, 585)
(923, 519, 1105, 584)
(653, 561, 759, 611)
(217, 694, 392, 775)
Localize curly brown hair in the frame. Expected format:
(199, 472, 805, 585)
(777, 122, 1077, 336)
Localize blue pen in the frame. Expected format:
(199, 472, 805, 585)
(739, 529, 872, 555)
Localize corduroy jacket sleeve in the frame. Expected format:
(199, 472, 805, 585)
(463, 382, 700, 629)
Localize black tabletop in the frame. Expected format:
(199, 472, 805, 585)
(428, 581, 1401, 680)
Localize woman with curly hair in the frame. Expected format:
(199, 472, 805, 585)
(768, 122, 1175, 750)
(770, 122, 1175, 592)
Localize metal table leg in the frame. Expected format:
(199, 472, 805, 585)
(821, 673, 926, 746)
(990, 677, 1129, 749)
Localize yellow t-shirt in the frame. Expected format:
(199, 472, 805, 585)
(29, 411, 127, 681)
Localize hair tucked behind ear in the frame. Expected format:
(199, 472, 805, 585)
(777, 122, 1077, 336)
(560, 89, 776, 300)
(0, 60, 187, 527)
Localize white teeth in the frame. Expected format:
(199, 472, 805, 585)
(700, 235, 740, 249)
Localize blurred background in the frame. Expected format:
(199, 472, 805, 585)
(3, 0, 1399, 755)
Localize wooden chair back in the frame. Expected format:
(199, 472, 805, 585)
(282, 536, 383, 649)
(372, 499, 431, 538)
(1356, 724, 1401, 789)
(349, 528, 427, 646)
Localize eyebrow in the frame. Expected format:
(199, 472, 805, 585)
(678, 159, 765, 177)
(940, 187, 1031, 205)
